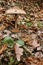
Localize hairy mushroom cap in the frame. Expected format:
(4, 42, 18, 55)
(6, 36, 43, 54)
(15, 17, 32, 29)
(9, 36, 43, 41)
(6, 6, 26, 15)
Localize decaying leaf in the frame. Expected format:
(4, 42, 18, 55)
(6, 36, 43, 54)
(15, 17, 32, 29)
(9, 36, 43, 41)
(0, 44, 7, 54)
(14, 43, 23, 61)
(0, 0, 43, 65)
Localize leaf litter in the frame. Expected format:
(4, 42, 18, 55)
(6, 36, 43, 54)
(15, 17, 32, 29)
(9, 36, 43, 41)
(0, 0, 43, 65)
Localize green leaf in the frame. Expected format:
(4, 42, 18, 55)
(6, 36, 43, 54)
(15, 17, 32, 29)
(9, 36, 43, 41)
(17, 39, 24, 46)
(26, 22, 33, 27)
(37, 22, 43, 28)
(9, 57, 14, 65)
(3, 36, 14, 47)
(10, 57, 14, 63)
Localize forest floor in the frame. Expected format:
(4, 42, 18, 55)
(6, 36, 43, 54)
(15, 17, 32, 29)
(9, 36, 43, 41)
(0, 0, 43, 65)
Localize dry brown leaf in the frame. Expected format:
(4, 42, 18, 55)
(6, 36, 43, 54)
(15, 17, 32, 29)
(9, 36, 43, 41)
(22, 37, 29, 42)
(0, 25, 5, 31)
(0, 23, 9, 31)
(24, 56, 43, 65)
(11, 28, 20, 33)
(22, 35, 33, 46)
(0, 44, 7, 54)
(14, 43, 23, 61)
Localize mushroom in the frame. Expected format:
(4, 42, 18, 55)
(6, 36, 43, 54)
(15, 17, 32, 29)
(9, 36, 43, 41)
(6, 6, 26, 28)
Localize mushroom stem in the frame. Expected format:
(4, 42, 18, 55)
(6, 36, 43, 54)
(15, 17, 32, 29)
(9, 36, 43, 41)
(15, 14, 18, 28)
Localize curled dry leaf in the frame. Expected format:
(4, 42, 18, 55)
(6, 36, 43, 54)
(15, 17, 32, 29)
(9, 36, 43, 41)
(14, 43, 23, 61)
(0, 44, 7, 54)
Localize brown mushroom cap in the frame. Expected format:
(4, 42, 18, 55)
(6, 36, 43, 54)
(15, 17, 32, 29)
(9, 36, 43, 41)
(6, 6, 26, 15)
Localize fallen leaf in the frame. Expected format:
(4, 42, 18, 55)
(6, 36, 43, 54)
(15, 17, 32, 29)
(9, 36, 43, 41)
(32, 39, 40, 48)
(0, 23, 9, 31)
(0, 25, 5, 31)
(24, 56, 43, 65)
(11, 28, 20, 33)
(0, 44, 7, 54)
(14, 43, 23, 61)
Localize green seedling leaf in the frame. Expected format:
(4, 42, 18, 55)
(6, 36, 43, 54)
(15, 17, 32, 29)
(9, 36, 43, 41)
(9, 57, 14, 65)
(26, 22, 33, 27)
(10, 57, 14, 63)
(3, 36, 14, 47)
(17, 39, 25, 46)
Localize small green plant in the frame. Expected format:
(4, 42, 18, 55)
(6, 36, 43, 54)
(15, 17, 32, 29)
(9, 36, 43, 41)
(26, 22, 33, 27)
(37, 22, 43, 28)
(17, 39, 25, 46)
(3, 36, 14, 47)
(8, 57, 14, 65)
